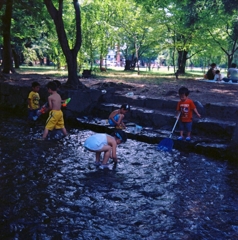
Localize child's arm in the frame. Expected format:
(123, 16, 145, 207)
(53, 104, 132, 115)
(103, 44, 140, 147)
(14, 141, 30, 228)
(175, 110, 181, 118)
(121, 122, 126, 128)
(110, 117, 119, 126)
(48, 96, 53, 110)
(28, 98, 32, 110)
(194, 108, 201, 118)
(109, 110, 119, 125)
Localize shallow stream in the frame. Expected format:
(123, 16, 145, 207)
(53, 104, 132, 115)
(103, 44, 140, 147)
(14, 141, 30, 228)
(0, 113, 238, 239)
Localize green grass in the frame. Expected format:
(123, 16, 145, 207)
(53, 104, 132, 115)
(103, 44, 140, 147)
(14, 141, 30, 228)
(17, 65, 206, 85)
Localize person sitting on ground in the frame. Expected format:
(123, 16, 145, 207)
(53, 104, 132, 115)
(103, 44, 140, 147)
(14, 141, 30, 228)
(84, 129, 127, 169)
(108, 104, 130, 129)
(37, 81, 68, 140)
(27, 81, 40, 124)
(214, 69, 223, 82)
(206, 63, 217, 80)
(176, 87, 201, 141)
(223, 63, 238, 82)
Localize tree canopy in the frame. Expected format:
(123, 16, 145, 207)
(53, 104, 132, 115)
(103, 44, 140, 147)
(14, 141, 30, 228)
(1, 0, 238, 86)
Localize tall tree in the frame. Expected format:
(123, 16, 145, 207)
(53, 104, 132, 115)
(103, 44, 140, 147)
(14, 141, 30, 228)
(44, 0, 84, 88)
(2, 0, 14, 73)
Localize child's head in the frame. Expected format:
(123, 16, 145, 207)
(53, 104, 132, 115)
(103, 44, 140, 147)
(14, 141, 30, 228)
(120, 104, 130, 113)
(53, 80, 62, 90)
(46, 81, 57, 93)
(31, 81, 40, 92)
(215, 70, 220, 74)
(112, 129, 127, 144)
(178, 87, 189, 101)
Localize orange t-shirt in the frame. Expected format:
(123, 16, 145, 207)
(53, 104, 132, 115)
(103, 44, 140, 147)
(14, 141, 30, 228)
(176, 99, 196, 122)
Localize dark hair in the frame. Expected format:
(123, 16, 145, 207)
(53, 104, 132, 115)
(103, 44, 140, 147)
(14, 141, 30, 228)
(210, 63, 216, 67)
(46, 81, 57, 91)
(120, 104, 130, 111)
(32, 81, 40, 88)
(178, 87, 189, 96)
(215, 70, 220, 74)
(231, 63, 237, 68)
(53, 80, 62, 89)
(112, 129, 127, 143)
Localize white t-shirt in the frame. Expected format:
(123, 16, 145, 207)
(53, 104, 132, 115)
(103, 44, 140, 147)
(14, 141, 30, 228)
(84, 133, 108, 151)
(228, 68, 238, 80)
(213, 74, 223, 81)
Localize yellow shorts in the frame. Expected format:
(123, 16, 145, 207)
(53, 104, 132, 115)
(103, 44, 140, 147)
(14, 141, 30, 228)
(45, 110, 65, 130)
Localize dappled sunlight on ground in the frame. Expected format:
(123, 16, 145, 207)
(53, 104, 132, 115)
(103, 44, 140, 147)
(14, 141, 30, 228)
(3, 67, 238, 107)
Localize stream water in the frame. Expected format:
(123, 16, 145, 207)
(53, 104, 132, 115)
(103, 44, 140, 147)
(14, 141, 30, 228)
(0, 112, 238, 240)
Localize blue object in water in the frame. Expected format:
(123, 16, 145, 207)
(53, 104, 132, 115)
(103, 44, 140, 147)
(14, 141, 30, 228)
(157, 138, 174, 152)
(157, 112, 181, 152)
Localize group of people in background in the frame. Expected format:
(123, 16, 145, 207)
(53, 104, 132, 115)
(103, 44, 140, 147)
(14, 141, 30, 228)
(205, 62, 238, 82)
(27, 80, 201, 169)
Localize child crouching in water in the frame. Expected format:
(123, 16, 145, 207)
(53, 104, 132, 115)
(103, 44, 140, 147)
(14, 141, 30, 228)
(84, 129, 127, 169)
(108, 104, 130, 129)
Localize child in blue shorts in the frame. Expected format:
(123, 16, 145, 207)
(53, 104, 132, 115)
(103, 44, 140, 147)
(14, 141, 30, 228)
(27, 81, 40, 124)
(108, 104, 130, 129)
(176, 87, 201, 141)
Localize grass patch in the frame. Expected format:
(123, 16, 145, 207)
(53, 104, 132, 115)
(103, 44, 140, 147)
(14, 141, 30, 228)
(16, 65, 205, 85)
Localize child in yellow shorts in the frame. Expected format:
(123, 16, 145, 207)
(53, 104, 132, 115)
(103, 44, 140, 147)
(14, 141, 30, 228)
(37, 82, 68, 140)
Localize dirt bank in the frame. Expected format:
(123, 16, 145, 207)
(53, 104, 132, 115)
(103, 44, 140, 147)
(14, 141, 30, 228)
(1, 72, 238, 107)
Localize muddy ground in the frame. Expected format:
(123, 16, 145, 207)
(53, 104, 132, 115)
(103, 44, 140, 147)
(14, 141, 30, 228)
(1, 72, 238, 107)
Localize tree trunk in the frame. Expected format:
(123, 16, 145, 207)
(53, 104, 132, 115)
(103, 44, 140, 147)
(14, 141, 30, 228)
(12, 48, 20, 68)
(227, 55, 233, 68)
(100, 54, 104, 69)
(177, 50, 188, 74)
(124, 60, 132, 70)
(2, 0, 15, 74)
(66, 53, 79, 88)
(44, 0, 84, 88)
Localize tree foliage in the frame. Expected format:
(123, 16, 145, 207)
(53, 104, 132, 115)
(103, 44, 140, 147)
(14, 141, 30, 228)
(1, 0, 238, 82)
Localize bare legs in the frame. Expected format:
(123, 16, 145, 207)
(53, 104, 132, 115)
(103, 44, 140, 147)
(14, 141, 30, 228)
(94, 145, 112, 165)
(42, 127, 68, 139)
(117, 114, 125, 128)
(180, 131, 191, 138)
(61, 127, 68, 136)
(42, 128, 49, 139)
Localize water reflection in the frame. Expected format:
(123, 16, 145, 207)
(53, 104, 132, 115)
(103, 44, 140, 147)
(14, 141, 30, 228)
(0, 114, 238, 239)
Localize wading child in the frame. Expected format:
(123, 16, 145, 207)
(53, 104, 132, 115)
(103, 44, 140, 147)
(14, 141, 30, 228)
(28, 81, 40, 123)
(108, 104, 130, 129)
(53, 80, 69, 106)
(176, 87, 201, 141)
(35, 80, 71, 120)
(84, 129, 127, 169)
(37, 81, 68, 140)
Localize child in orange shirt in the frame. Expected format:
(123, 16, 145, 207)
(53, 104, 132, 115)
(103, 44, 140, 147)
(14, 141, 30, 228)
(176, 87, 201, 141)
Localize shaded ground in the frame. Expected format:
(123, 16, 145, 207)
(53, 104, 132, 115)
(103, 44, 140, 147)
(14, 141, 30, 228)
(82, 78, 238, 107)
(1, 72, 238, 106)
